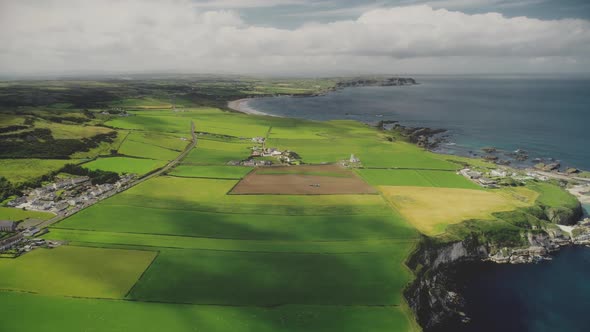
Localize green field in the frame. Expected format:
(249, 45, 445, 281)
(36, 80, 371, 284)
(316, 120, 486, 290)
(0, 207, 54, 221)
(82, 157, 167, 175)
(46, 229, 416, 253)
(1, 291, 413, 332)
(358, 169, 480, 189)
(0, 246, 156, 298)
(0, 159, 78, 184)
(54, 205, 415, 241)
(183, 137, 254, 165)
(118, 131, 188, 161)
(128, 247, 414, 306)
(106, 113, 191, 133)
(169, 165, 253, 179)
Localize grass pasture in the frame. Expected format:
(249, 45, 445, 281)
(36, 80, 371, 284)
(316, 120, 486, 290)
(46, 228, 416, 253)
(53, 205, 416, 241)
(82, 157, 167, 175)
(381, 186, 534, 235)
(118, 139, 181, 161)
(184, 137, 254, 165)
(169, 165, 253, 179)
(0, 159, 78, 184)
(106, 114, 191, 134)
(74, 176, 393, 216)
(128, 246, 414, 306)
(0, 207, 54, 221)
(0, 246, 156, 298)
(358, 169, 480, 189)
(1, 291, 415, 332)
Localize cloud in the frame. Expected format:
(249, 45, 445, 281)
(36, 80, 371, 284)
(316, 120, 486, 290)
(0, 0, 589, 75)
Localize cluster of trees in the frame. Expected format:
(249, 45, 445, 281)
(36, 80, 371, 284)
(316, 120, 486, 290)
(0, 177, 18, 202)
(0, 130, 117, 159)
(59, 164, 120, 185)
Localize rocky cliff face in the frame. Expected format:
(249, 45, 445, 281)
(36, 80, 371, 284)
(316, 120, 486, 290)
(405, 204, 584, 331)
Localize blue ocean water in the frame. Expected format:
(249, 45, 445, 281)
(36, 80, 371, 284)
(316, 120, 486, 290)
(248, 76, 590, 169)
(436, 246, 590, 332)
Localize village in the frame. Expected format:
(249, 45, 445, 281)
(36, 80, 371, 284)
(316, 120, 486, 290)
(0, 173, 135, 257)
(227, 136, 303, 167)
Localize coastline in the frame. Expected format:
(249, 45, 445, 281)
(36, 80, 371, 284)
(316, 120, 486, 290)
(227, 98, 280, 117)
(229, 91, 590, 332)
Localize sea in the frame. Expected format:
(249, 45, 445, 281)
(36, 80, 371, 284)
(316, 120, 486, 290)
(246, 76, 590, 332)
(248, 76, 590, 170)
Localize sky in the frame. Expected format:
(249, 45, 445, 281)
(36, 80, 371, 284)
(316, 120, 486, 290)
(0, 0, 589, 77)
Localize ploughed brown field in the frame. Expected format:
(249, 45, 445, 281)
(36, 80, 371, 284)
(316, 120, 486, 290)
(229, 165, 377, 195)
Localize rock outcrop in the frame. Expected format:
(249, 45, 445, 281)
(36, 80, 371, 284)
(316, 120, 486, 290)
(405, 203, 584, 331)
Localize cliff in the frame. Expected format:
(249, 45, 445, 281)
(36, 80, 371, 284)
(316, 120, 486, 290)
(404, 189, 584, 330)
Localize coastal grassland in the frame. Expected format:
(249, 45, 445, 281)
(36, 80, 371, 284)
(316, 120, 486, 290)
(240, 79, 337, 95)
(169, 165, 253, 179)
(106, 113, 191, 133)
(46, 229, 416, 253)
(358, 169, 480, 189)
(0, 159, 78, 184)
(266, 136, 458, 169)
(0, 246, 156, 298)
(0, 207, 54, 221)
(0, 291, 414, 332)
(183, 137, 253, 165)
(82, 157, 167, 175)
(128, 246, 415, 306)
(529, 181, 580, 209)
(189, 109, 270, 137)
(380, 186, 535, 235)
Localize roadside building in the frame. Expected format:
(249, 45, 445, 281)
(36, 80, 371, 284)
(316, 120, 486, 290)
(0, 233, 23, 251)
(0, 220, 16, 232)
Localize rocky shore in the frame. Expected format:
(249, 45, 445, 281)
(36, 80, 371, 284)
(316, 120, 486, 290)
(405, 200, 588, 331)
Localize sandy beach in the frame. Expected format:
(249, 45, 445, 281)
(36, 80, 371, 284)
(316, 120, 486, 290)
(227, 98, 279, 117)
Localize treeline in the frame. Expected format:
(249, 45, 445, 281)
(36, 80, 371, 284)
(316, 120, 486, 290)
(0, 130, 117, 159)
(59, 164, 120, 185)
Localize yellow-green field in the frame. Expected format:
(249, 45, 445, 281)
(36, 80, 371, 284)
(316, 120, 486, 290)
(0, 159, 78, 184)
(0, 246, 156, 298)
(381, 186, 537, 235)
(0, 207, 54, 221)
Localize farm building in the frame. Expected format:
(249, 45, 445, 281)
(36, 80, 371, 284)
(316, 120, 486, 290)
(0, 220, 16, 232)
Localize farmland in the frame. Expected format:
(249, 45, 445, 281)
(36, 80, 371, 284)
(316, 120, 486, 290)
(82, 157, 167, 176)
(358, 169, 480, 189)
(0, 78, 581, 332)
(169, 165, 253, 179)
(0, 207, 54, 221)
(0, 246, 156, 298)
(230, 165, 376, 195)
(381, 186, 536, 235)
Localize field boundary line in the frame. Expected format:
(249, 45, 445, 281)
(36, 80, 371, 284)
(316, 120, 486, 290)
(49, 227, 417, 243)
(124, 250, 160, 299)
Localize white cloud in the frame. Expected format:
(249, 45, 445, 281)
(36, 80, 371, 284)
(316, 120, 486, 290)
(0, 0, 589, 75)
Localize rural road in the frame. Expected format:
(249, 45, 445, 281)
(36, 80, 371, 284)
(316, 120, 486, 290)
(36, 121, 197, 230)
